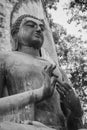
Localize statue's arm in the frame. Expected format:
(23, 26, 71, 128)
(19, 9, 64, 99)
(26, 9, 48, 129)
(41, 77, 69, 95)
(0, 65, 56, 115)
(60, 86, 83, 130)
(56, 68, 83, 130)
(0, 85, 50, 115)
(0, 77, 55, 115)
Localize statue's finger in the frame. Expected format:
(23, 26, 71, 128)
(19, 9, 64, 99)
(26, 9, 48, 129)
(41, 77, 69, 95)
(51, 73, 58, 78)
(60, 83, 70, 92)
(51, 78, 57, 93)
(48, 64, 53, 71)
(44, 64, 57, 77)
(56, 83, 66, 94)
(46, 64, 54, 76)
(48, 64, 56, 72)
(51, 77, 57, 86)
(56, 80, 71, 94)
(56, 82, 65, 91)
(44, 65, 47, 70)
(56, 81, 72, 95)
(42, 70, 47, 79)
(56, 80, 65, 87)
(64, 83, 72, 91)
(44, 64, 52, 72)
(56, 87, 65, 97)
(51, 65, 56, 71)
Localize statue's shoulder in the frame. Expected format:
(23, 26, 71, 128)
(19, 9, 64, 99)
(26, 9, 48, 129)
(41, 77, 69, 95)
(0, 51, 25, 61)
(0, 51, 13, 56)
(0, 51, 13, 69)
(0, 51, 19, 64)
(0, 51, 10, 61)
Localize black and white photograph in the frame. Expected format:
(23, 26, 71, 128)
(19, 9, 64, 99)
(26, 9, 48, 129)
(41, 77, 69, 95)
(0, 0, 86, 130)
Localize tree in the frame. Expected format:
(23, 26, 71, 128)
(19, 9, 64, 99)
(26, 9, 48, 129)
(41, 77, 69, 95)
(45, 0, 87, 126)
(69, 0, 87, 12)
(43, 0, 59, 10)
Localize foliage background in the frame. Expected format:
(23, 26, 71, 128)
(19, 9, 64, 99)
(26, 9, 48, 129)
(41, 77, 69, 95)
(45, 0, 87, 128)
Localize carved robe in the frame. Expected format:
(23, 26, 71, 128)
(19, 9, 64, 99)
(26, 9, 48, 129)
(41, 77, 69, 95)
(0, 50, 66, 130)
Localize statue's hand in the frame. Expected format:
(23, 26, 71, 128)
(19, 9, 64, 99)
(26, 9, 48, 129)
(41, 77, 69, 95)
(56, 81, 83, 117)
(42, 64, 57, 99)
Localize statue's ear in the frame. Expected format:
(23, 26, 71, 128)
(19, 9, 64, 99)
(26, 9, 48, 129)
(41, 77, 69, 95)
(10, 35, 18, 51)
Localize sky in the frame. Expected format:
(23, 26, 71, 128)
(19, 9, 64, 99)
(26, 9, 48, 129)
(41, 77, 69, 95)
(48, 0, 87, 41)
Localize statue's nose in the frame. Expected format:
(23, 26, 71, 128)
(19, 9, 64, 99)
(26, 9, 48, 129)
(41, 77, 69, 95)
(36, 25, 42, 32)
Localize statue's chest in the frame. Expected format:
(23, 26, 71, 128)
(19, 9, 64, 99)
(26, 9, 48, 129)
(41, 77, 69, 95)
(5, 54, 50, 93)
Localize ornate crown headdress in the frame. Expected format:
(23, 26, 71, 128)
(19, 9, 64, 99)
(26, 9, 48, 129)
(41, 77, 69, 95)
(10, 0, 45, 27)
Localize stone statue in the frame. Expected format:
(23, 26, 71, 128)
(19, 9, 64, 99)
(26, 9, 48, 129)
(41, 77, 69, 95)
(0, 1, 83, 130)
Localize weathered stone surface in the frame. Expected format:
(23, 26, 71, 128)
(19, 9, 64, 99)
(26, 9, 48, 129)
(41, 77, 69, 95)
(0, 0, 62, 78)
(0, 121, 56, 130)
(0, 0, 58, 62)
(0, 1, 64, 129)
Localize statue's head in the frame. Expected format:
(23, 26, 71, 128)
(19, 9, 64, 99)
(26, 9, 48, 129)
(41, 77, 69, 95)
(10, 0, 46, 50)
(11, 15, 45, 50)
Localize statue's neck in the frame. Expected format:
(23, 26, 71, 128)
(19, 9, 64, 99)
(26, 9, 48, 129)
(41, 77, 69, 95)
(18, 46, 40, 57)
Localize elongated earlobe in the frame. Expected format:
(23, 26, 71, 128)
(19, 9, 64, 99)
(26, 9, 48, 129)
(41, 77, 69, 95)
(11, 35, 18, 51)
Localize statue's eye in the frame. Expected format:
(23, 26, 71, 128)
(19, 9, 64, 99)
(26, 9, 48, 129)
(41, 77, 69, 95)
(26, 24, 35, 27)
(25, 21, 36, 28)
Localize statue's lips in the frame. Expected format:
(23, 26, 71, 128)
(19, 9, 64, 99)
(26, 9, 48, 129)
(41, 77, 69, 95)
(34, 33, 41, 38)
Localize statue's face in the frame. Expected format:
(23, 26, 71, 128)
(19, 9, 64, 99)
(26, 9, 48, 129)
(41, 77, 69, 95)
(17, 17, 45, 49)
